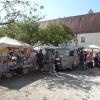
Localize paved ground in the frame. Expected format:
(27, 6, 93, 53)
(0, 68, 100, 100)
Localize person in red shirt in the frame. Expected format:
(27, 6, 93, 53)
(86, 52, 94, 69)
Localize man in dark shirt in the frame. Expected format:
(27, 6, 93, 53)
(36, 49, 44, 72)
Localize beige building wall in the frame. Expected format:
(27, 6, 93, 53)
(76, 32, 100, 47)
(59, 32, 100, 49)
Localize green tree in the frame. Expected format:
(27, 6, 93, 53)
(0, 0, 44, 45)
(0, 22, 74, 46)
(39, 24, 74, 46)
(0, 19, 40, 45)
(0, 0, 44, 25)
(16, 19, 39, 45)
(0, 22, 23, 38)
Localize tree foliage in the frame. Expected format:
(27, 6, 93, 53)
(0, 21, 74, 46)
(0, 0, 44, 45)
(0, 0, 44, 25)
(39, 24, 74, 46)
(0, 19, 40, 45)
(16, 19, 39, 44)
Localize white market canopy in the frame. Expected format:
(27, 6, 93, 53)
(87, 45, 100, 49)
(83, 45, 100, 52)
(0, 36, 32, 48)
(33, 45, 56, 51)
(19, 41, 32, 48)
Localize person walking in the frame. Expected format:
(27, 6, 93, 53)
(43, 52, 49, 72)
(84, 51, 88, 70)
(54, 51, 61, 73)
(32, 50, 37, 70)
(48, 53, 55, 74)
(86, 52, 94, 73)
(79, 51, 85, 71)
(36, 49, 44, 72)
(97, 52, 100, 68)
(94, 53, 98, 67)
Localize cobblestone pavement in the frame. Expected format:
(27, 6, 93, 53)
(0, 68, 100, 100)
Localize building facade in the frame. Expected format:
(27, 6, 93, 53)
(40, 12, 100, 48)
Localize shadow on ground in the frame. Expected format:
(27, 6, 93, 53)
(40, 68, 100, 91)
(0, 72, 47, 90)
(0, 68, 100, 92)
(71, 67, 100, 76)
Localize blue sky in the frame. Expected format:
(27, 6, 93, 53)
(32, 0, 100, 20)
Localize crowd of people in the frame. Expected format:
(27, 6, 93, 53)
(3, 47, 100, 77)
(10, 48, 100, 75)
(32, 49, 62, 74)
(79, 50, 100, 72)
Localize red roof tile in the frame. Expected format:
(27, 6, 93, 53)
(39, 12, 100, 33)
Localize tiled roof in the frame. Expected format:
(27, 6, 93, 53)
(39, 12, 100, 33)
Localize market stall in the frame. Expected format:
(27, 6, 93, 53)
(0, 37, 33, 78)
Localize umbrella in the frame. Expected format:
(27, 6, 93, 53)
(87, 45, 100, 49)
(85, 45, 100, 52)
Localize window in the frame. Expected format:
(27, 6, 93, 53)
(81, 37, 85, 43)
